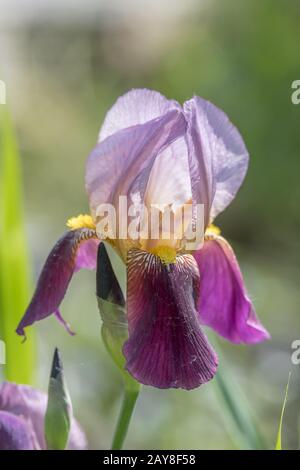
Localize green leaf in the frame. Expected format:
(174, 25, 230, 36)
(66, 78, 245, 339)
(214, 365, 265, 449)
(45, 348, 72, 450)
(275, 372, 291, 450)
(210, 338, 266, 450)
(0, 106, 36, 384)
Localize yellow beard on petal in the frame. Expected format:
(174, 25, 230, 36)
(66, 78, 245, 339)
(66, 214, 96, 230)
(204, 224, 221, 239)
(150, 245, 177, 265)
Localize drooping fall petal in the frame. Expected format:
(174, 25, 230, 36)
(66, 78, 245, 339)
(194, 236, 270, 344)
(123, 249, 218, 390)
(16, 228, 99, 336)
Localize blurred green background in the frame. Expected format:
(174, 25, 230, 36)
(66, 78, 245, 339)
(0, 0, 300, 449)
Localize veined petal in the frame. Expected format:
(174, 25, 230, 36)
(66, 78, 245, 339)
(99, 88, 180, 141)
(144, 136, 191, 209)
(86, 109, 187, 218)
(16, 228, 99, 336)
(184, 97, 249, 225)
(99, 89, 191, 216)
(194, 236, 270, 344)
(123, 249, 218, 390)
(0, 411, 34, 450)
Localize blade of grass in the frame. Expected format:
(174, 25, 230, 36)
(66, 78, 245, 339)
(275, 372, 291, 450)
(214, 363, 266, 449)
(209, 336, 266, 450)
(0, 105, 36, 384)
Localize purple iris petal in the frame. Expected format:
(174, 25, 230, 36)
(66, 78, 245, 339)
(184, 96, 249, 226)
(0, 411, 34, 450)
(123, 249, 218, 390)
(97, 89, 191, 213)
(194, 237, 270, 344)
(16, 228, 99, 336)
(75, 237, 99, 271)
(0, 382, 87, 450)
(98, 88, 180, 142)
(85, 108, 187, 218)
(0, 382, 45, 449)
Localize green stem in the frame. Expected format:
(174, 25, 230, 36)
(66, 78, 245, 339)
(111, 386, 140, 450)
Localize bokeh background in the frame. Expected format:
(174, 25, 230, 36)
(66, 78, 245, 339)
(0, 0, 300, 449)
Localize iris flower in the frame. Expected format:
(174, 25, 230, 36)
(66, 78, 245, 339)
(0, 382, 86, 450)
(17, 89, 269, 390)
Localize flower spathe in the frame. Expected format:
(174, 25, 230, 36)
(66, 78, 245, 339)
(17, 89, 270, 390)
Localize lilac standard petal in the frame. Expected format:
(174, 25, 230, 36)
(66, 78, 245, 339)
(123, 249, 218, 390)
(0, 411, 34, 450)
(86, 109, 187, 219)
(16, 228, 98, 336)
(144, 136, 191, 209)
(0, 382, 87, 450)
(184, 97, 249, 225)
(194, 236, 270, 344)
(99, 88, 180, 141)
(98, 89, 191, 212)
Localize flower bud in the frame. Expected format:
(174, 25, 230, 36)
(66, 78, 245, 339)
(44, 348, 72, 450)
(97, 243, 139, 391)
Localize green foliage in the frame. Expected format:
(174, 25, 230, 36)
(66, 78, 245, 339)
(0, 106, 36, 384)
(214, 364, 265, 450)
(275, 373, 291, 450)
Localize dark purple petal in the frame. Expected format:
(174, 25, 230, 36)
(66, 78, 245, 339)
(194, 236, 270, 343)
(86, 109, 187, 219)
(0, 411, 34, 450)
(184, 97, 249, 226)
(0, 382, 87, 450)
(123, 249, 218, 390)
(16, 228, 98, 336)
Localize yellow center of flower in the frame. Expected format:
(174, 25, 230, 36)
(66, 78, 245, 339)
(150, 245, 177, 265)
(66, 214, 96, 230)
